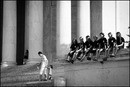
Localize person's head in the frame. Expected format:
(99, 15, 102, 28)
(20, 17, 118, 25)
(93, 35, 98, 41)
(116, 32, 121, 37)
(25, 50, 29, 55)
(86, 35, 90, 41)
(74, 39, 78, 44)
(79, 37, 83, 42)
(38, 51, 43, 57)
(72, 38, 77, 44)
(99, 32, 104, 38)
(108, 32, 112, 38)
(26, 50, 28, 53)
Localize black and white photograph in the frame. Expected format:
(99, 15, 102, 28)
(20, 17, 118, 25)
(0, 0, 129, 86)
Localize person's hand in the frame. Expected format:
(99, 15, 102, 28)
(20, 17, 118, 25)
(106, 47, 109, 50)
(116, 45, 119, 48)
(92, 48, 96, 50)
(70, 51, 73, 53)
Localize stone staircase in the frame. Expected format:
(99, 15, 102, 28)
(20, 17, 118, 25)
(1, 48, 129, 86)
(1, 64, 53, 86)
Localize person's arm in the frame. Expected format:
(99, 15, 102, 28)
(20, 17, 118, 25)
(42, 55, 47, 60)
(105, 38, 108, 49)
(107, 39, 110, 49)
(89, 40, 93, 49)
(117, 37, 125, 47)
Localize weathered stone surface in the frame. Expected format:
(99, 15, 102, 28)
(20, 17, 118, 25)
(1, 49, 129, 86)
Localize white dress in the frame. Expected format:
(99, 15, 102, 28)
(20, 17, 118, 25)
(39, 54, 48, 75)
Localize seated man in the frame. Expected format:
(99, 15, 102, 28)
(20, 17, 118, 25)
(115, 32, 125, 56)
(96, 32, 107, 61)
(90, 36, 99, 61)
(80, 35, 93, 61)
(106, 32, 116, 57)
(66, 38, 78, 63)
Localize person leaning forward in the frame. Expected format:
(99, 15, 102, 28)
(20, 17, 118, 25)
(38, 51, 48, 81)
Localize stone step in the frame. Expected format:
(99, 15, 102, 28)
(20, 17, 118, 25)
(1, 63, 40, 78)
(1, 80, 53, 86)
(1, 73, 39, 83)
(1, 48, 129, 86)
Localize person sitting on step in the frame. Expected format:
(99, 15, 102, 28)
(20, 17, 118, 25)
(115, 32, 125, 56)
(81, 35, 93, 61)
(90, 35, 99, 61)
(71, 37, 85, 63)
(106, 32, 116, 58)
(95, 32, 107, 61)
(66, 38, 78, 63)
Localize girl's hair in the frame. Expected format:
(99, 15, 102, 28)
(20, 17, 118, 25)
(38, 51, 42, 55)
(50, 65, 53, 69)
(108, 32, 112, 36)
(100, 32, 104, 36)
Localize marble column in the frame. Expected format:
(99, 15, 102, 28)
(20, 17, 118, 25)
(77, 1, 90, 40)
(56, 1, 71, 60)
(26, 1, 43, 63)
(116, 1, 129, 47)
(102, 1, 116, 39)
(2, 1, 17, 67)
(90, 1, 102, 38)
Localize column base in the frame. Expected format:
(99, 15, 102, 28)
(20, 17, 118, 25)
(1, 61, 16, 67)
(26, 58, 41, 64)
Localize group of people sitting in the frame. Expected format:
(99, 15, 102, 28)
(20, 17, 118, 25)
(66, 32, 125, 64)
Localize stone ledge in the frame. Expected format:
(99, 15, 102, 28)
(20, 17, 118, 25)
(1, 80, 53, 86)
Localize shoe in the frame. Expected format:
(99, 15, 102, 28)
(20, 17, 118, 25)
(43, 78, 47, 81)
(48, 77, 53, 80)
(111, 54, 115, 57)
(100, 60, 104, 64)
(71, 60, 74, 64)
(87, 57, 91, 60)
(39, 79, 42, 81)
(93, 58, 97, 61)
(103, 57, 108, 61)
(66, 59, 70, 62)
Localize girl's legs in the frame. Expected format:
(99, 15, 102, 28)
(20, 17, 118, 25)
(48, 67, 52, 80)
(44, 67, 48, 80)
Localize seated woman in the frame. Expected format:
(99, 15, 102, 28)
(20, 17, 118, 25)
(66, 38, 78, 63)
(106, 32, 116, 57)
(115, 32, 125, 56)
(71, 37, 85, 63)
(95, 32, 107, 61)
(80, 35, 93, 61)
